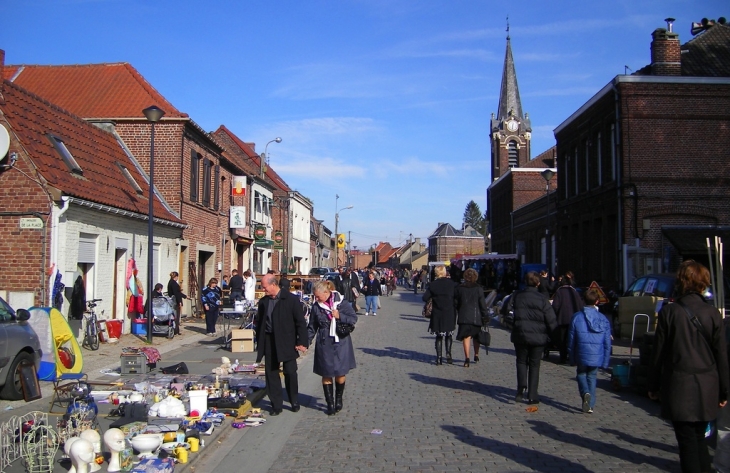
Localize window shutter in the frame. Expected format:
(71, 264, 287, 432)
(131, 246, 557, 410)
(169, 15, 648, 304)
(78, 234, 97, 264)
(213, 165, 220, 211)
(190, 150, 199, 202)
(202, 158, 211, 207)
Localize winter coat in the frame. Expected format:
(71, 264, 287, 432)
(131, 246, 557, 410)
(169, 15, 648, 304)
(70, 276, 86, 320)
(552, 285, 584, 326)
(340, 273, 361, 303)
(255, 289, 309, 363)
(538, 276, 556, 298)
(244, 276, 256, 301)
(307, 291, 357, 377)
(361, 277, 382, 296)
(167, 278, 186, 305)
(648, 293, 730, 422)
(423, 277, 457, 333)
(455, 282, 488, 327)
(510, 286, 557, 347)
(567, 306, 612, 368)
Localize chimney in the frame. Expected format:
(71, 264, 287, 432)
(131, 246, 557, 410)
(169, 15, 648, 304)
(651, 20, 681, 76)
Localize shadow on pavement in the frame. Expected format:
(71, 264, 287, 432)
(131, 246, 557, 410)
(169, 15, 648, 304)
(408, 372, 515, 404)
(359, 346, 432, 364)
(442, 425, 592, 472)
(527, 420, 676, 470)
(400, 314, 429, 322)
(599, 427, 677, 455)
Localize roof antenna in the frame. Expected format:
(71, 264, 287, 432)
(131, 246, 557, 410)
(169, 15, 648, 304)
(624, 65, 633, 75)
(506, 16, 510, 40)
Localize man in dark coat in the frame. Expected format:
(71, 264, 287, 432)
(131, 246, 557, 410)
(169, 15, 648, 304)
(228, 269, 244, 300)
(255, 274, 308, 415)
(551, 272, 583, 364)
(510, 271, 558, 404)
(339, 268, 361, 312)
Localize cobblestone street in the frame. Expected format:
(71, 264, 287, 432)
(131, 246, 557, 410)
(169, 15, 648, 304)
(233, 289, 680, 472)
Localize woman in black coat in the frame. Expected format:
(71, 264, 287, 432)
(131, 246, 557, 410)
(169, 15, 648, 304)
(551, 271, 583, 363)
(308, 280, 357, 415)
(455, 268, 488, 367)
(648, 260, 729, 473)
(422, 265, 457, 365)
(167, 271, 187, 335)
(511, 271, 557, 404)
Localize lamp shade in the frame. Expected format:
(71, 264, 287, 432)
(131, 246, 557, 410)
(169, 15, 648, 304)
(143, 105, 165, 122)
(541, 169, 555, 182)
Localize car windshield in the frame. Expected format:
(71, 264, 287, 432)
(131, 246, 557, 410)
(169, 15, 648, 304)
(0, 297, 16, 322)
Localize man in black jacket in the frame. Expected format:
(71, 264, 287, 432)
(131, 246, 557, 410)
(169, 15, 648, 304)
(255, 274, 308, 415)
(339, 268, 361, 312)
(228, 269, 244, 301)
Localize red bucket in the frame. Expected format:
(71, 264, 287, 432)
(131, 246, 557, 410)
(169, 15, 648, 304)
(106, 320, 123, 339)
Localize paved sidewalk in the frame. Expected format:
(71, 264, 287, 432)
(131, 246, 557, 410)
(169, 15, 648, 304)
(260, 289, 679, 472)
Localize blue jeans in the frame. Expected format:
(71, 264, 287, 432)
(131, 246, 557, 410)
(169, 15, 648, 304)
(576, 365, 598, 408)
(365, 296, 377, 314)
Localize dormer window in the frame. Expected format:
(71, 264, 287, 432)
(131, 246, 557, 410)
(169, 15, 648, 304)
(115, 162, 143, 195)
(48, 134, 83, 175)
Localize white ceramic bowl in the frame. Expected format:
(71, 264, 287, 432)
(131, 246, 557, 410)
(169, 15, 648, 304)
(130, 434, 163, 457)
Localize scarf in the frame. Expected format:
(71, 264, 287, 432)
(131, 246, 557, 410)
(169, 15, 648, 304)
(316, 291, 342, 343)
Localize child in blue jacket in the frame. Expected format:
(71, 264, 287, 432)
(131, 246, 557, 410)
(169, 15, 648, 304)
(567, 289, 612, 413)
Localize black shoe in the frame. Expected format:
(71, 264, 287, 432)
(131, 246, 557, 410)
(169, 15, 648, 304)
(436, 357, 442, 365)
(464, 360, 470, 368)
(323, 384, 336, 416)
(474, 355, 480, 363)
(527, 399, 540, 405)
(291, 404, 301, 412)
(515, 389, 525, 402)
(335, 382, 345, 413)
(270, 408, 282, 416)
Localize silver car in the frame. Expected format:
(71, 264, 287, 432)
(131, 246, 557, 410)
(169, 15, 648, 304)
(0, 296, 42, 400)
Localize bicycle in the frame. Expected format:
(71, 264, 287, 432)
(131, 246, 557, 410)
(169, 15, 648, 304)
(82, 299, 102, 351)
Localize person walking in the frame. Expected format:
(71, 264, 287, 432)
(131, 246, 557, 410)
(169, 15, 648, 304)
(339, 268, 361, 313)
(255, 274, 309, 415)
(243, 270, 256, 301)
(308, 280, 357, 415)
(648, 260, 729, 473)
(511, 271, 557, 404)
(201, 278, 222, 337)
(167, 271, 187, 335)
(455, 268, 488, 367)
(551, 271, 583, 364)
(538, 269, 556, 299)
(228, 269, 244, 301)
(423, 265, 457, 365)
(361, 271, 381, 316)
(567, 289, 612, 414)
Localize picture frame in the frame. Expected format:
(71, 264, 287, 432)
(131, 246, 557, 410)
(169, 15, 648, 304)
(19, 360, 42, 402)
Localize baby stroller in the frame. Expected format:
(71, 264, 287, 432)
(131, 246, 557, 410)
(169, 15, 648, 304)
(151, 296, 176, 339)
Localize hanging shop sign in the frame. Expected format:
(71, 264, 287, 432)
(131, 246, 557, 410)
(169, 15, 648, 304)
(254, 225, 266, 240)
(229, 207, 246, 229)
(273, 231, 284, 250)
(232, 176, 246, 196)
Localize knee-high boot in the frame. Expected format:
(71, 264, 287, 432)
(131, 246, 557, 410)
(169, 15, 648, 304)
(323, 384, 335, 416)
(435, 336, 443, 365)
(335, 382, 345, 412)
(445, 335, 453, 364)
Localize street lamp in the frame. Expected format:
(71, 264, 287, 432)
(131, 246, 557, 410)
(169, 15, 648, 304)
(143, 105, 165, 343)
(334, 194, 353, 267)
(260, 137, 282, 177)
(409, 233, 413, 270)
(541, 168, 555, 275)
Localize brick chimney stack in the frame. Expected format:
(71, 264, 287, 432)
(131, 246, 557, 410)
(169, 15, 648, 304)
(651, 18, 681, 76)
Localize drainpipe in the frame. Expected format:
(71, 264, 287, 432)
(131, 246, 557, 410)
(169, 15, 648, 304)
(50, 196, 70, 304)
(613, 81, 626, 291)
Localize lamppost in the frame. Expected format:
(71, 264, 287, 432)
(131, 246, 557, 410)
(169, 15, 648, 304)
(334, 194, 353, 267)
(541, 168, 555, 275)
(143, 105, 165, 343)
(409, 233, 413, 270)
(260, 137, 282, 177)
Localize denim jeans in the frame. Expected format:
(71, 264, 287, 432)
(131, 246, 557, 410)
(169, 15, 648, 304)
(365, 295, 377, 314)
(576, 365, 598, 408)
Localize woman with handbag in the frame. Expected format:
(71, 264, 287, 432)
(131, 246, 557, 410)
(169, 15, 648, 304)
(422, 265, 457, 365)
(308, 280, 358, 416)
(648, 260, 729, 473)
(455, 268, 488, 367)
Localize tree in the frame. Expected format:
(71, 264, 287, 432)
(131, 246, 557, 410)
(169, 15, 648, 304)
(463, 201, 486, 235)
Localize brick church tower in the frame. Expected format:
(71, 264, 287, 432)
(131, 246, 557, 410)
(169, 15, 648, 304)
(490, 28, 532, 180)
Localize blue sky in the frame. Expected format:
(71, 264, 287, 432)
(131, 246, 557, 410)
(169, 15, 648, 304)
(0, 0, 722, 251)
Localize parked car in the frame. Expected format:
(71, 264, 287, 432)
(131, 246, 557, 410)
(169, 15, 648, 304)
(309, 267, 335, 277)
(324, 272, 341, 282)
(0, 296, 42, 400)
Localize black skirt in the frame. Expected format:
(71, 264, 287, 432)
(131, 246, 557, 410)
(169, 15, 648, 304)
(456, 323, 481, 341)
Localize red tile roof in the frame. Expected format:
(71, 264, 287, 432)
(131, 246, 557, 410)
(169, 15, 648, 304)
(1, 79, 183, 224)
(214, 125, 291, 192)
(3, 63, 188, 119)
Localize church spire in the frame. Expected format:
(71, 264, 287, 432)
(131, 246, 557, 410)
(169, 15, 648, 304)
(496, 32, 523, 121)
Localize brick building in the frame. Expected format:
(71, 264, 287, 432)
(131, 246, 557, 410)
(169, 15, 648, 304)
(3, 62, 252, 310)
(0, 51, 184, 332)
(552, 19, 730, 290)
(428, 224, 484, 262)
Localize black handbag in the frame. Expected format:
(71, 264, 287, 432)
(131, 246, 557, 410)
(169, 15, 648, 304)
(422, 299, 433, 318)
(478, 325, 491, 351)
(335, 321, 355, 337)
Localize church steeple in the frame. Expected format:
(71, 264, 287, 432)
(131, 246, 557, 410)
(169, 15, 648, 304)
(490, 22, 532, 180)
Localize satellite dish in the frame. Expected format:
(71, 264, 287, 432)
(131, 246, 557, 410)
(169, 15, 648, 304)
(0, 124, 9, 159)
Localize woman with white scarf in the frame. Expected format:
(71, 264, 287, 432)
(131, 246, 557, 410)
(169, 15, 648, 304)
(308, 280, 358, 415)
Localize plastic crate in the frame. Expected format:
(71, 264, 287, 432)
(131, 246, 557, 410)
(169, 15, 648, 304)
(121, 354, 149, 375)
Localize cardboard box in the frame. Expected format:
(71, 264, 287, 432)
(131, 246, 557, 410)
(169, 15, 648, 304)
(231, 339, 254, 353)
(231, 329, 254, 341)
